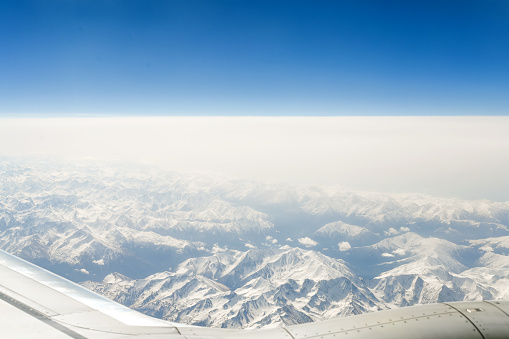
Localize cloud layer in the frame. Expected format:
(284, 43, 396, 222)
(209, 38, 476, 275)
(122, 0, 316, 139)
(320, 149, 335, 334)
(0, 116, 507, 201)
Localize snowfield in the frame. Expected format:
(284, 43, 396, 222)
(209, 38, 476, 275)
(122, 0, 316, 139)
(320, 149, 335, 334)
(1, 158, 508, 328)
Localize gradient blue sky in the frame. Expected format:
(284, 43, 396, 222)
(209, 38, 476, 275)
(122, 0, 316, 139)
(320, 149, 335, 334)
(1, 0, 508, 116)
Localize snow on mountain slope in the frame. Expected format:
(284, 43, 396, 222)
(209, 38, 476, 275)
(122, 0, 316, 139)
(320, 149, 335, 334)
(469, 235, 509, 254)
(343, 232, 474, 280)
(314, 220, 379, 246)
(457, 255, 509, 300)
(84, 247, 382, 328)
(360, 233, 499, 308)
(375, 233, 470, 275)
(219, 181, 509, 242)
(0, 161, 275, 279)
(1, 159, 509, 328)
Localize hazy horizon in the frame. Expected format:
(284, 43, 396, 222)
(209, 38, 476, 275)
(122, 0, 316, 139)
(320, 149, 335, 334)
(1, 116, 507, 202)
(2, 2, 508, 200)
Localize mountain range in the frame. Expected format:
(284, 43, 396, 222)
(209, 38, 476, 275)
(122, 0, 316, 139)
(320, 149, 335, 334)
(1, 158, 508, 328)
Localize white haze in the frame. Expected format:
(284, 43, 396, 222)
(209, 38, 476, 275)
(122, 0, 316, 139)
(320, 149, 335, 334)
(0, 116, 508, 201)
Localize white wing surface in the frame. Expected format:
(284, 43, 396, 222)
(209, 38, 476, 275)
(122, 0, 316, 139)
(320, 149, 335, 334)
(1, 249, 508, 338)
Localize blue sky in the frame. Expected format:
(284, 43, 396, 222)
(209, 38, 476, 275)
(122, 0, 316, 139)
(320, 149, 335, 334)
(1, 0, 508, 116)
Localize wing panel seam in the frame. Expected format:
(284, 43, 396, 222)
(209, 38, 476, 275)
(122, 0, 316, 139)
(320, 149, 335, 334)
(485, 301, 509, 318)
(443, 302, 486, 339)
(282, 326, 297, 339)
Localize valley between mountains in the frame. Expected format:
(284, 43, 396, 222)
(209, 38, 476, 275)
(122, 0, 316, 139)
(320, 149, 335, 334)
(1, 159, 508, 328)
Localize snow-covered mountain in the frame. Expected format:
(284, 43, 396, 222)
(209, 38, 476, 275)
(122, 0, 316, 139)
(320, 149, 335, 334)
(1, 158, 509, 328)
(83, 247, 382, 328)
(314, 220, 380, 247)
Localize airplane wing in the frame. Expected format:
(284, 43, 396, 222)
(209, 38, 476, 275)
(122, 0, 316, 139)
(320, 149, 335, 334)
(1, 248, 508, 338)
